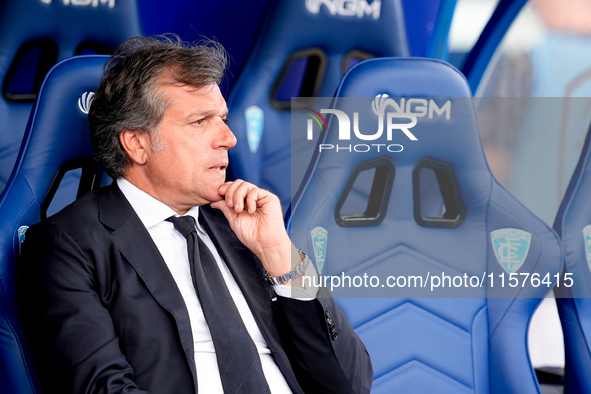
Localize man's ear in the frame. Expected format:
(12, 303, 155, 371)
(119, 129, 151, 165)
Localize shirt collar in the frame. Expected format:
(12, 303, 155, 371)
(117, 178, 201, 230)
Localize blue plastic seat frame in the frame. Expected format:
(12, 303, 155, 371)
(288, 57, 563, 393)
(0, 55, 108, 394)
(554, 122, 591, 394)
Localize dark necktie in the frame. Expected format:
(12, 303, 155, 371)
(166, 215, 272, 394)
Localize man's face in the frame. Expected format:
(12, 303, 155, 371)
(140, 82, 237, 213)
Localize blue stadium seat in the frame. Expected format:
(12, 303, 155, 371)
(554, 122, 591, 394)
(287, 57, 563, 393)
(225, 0, 409, 212)
(0, 0, 141, 194)
(0, 55, 108, 394)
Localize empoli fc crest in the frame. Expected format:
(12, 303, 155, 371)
(311, 226, 328, 274)
(491, 228, 531, 273)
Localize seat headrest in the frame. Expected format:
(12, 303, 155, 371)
(0, 0, 140, 102)
(0, 0, 140, 60)
(294, 58, 487, 208)
(0, 0, 140, 192)
(253, 0, 409, 64)
(230, 0, 409, 103)
(4, 55, 108, 208)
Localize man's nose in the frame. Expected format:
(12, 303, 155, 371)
(217, 121, 237, 149)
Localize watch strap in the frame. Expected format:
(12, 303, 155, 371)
(264, 249, 311, 286)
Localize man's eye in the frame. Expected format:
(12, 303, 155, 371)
(222, 118, 230, 124)
(194, 119, 204, 126)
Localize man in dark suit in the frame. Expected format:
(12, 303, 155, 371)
(19, 35, 373, 393)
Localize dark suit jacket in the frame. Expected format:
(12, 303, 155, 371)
(19, 184, 373, 394)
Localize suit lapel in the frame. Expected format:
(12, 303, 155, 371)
(97, 185, 198, 389)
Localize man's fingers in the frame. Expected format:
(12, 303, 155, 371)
(230, 181, 252, 212)
(245, 188, 260, 214)
(218, 179, 264, 214)
(217, 181, 232, 196)
(210, 199, 232, 216)
(219, 179, 243, 209)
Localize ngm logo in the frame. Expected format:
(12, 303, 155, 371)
(305, 95, 452, 153)
(78, 92, 95, 114)
(40, 0, 115, 8)
(305, 0, 381, 20)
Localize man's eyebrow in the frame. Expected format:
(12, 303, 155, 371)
(187, 108, 229, 119)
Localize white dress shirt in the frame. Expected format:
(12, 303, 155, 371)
(117, 178, 298, 393)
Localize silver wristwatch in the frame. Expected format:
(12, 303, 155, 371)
(264, 249, 311, 286)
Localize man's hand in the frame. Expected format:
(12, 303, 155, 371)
(210, 180, 295, 279)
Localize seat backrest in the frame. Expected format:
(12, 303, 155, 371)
(0, 0, 141, 193)
(0, 55, 108, 394)
(553, 121, 591, 394)
(287, 57, 563, 393)
(226, 0, 409, 212)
